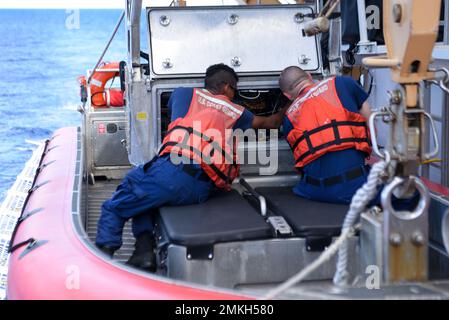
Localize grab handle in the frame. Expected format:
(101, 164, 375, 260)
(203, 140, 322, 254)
(369, 111, 390, 159)
(443, 210, 449, 255)
(363, 56, 400, 69)
(405, 109, 440, 160)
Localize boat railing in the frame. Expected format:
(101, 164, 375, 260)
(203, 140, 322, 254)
(87, 11, 125, 85)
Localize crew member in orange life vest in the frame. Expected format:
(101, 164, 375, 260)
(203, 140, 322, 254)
(96, 64, 287, 271)
(279, 66, 373, 204)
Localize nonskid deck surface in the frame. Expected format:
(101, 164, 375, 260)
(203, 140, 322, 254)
(86, 179, 134, 262)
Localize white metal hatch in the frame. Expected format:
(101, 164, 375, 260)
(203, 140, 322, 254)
(147, 5, 322, 77)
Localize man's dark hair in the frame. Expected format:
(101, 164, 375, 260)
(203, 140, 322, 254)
(205, 64, 239, 94)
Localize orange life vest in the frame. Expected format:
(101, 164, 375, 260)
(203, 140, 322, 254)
(159, 89, 245, 190)
(78, 62, 124, 107)
(286, 77, 372, 169)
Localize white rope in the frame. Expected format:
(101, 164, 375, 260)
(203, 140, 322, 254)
(333, 159, 389, 286)
(262, 225, 358, 300)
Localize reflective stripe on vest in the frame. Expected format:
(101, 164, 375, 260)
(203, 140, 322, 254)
(286, 77, 372, 168)
(159, 89, 244, 190)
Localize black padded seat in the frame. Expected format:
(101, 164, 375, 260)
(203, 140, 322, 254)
(158, 190, 272, 247)
(255, 187, 349, 238)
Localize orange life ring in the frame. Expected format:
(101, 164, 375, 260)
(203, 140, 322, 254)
(78, 62, 124, 108)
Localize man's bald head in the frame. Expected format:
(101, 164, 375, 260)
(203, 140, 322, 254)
(279, 66, 313, 100)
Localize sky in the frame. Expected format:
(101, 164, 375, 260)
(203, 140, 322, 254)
(0, 0, 240, 9)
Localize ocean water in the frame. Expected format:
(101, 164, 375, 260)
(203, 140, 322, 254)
(0, 9, 145, 202)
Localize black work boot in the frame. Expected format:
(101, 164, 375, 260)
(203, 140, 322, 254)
(126, 232, 157, 272)
(98, 245, 117, 259)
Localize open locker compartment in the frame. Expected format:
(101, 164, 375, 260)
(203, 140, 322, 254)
(154, 78, 297, 176)
(129, 3, 325, 166)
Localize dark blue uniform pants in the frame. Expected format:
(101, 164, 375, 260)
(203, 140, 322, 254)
(294, 165, 419, 209)
(96, 155, 214, 249)
(294, 171, 368, 204)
